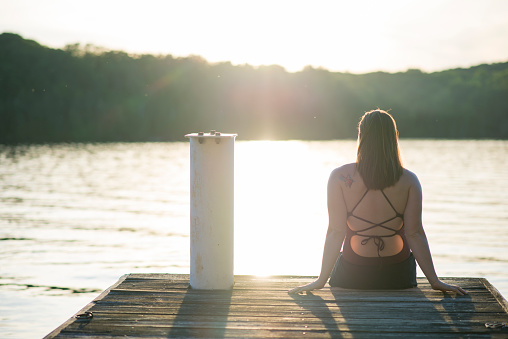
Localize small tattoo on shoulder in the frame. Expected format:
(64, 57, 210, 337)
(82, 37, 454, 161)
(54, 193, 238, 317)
(339, 174, 354, 188)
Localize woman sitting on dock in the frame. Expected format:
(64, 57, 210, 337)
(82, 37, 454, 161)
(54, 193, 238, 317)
(289, 109, 467, 295)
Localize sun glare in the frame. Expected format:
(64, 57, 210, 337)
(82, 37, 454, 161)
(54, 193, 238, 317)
(234, 141, 331, 275)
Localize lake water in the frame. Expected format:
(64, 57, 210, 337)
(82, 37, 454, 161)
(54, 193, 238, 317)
(1, 140, 507, 338)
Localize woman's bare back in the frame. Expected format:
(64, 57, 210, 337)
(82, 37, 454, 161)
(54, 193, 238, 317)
(335, 163, 414, 258)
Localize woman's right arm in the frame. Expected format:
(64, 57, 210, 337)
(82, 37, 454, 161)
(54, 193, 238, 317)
(404, 172, 467, 295)
(288, 168, 347, 294)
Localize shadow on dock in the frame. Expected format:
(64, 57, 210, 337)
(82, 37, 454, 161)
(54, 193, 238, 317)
(289, 286, 476, 337)
(167, 288, 232, 338)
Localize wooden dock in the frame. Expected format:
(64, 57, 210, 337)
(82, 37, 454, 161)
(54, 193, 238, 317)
(45, 274, 508, 338)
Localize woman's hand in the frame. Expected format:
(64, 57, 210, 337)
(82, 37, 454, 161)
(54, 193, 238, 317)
(288, 280, 326, 294)
(430, 280, 468, 296)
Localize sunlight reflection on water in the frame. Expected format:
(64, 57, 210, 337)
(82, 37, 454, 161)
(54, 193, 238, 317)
(0, 140, 507, 338)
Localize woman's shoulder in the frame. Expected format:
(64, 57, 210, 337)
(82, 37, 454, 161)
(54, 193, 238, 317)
(330, 163, 356, 177)
(400, 168, 421, 188)
(329, 163, 358, 187)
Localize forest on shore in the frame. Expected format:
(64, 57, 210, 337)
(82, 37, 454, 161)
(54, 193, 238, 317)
(1, 33, 508, 143)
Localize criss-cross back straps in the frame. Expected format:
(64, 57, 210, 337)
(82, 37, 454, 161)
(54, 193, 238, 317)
(347, 189, 369, 217)
(347, 189, 404, 256)
(380, 189, 404, 218)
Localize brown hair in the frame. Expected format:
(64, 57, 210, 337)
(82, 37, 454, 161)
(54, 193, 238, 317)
(356, 109, 403, 190)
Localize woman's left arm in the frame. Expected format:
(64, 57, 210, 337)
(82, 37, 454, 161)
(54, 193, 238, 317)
(289, 169, 347, 294)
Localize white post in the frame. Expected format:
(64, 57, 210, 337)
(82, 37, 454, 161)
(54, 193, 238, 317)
(185, 131, 236, 289)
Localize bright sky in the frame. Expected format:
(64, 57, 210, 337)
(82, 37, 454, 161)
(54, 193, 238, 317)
(1, 0, 508, 74)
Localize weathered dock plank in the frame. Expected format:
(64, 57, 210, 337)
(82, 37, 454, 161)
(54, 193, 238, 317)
(45, 274, 508, 338)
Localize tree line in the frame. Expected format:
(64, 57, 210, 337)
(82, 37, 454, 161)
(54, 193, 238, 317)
(1, 32, 507, 143)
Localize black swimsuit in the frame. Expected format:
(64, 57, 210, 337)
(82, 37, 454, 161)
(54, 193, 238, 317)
(329, 189, 417, 289)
